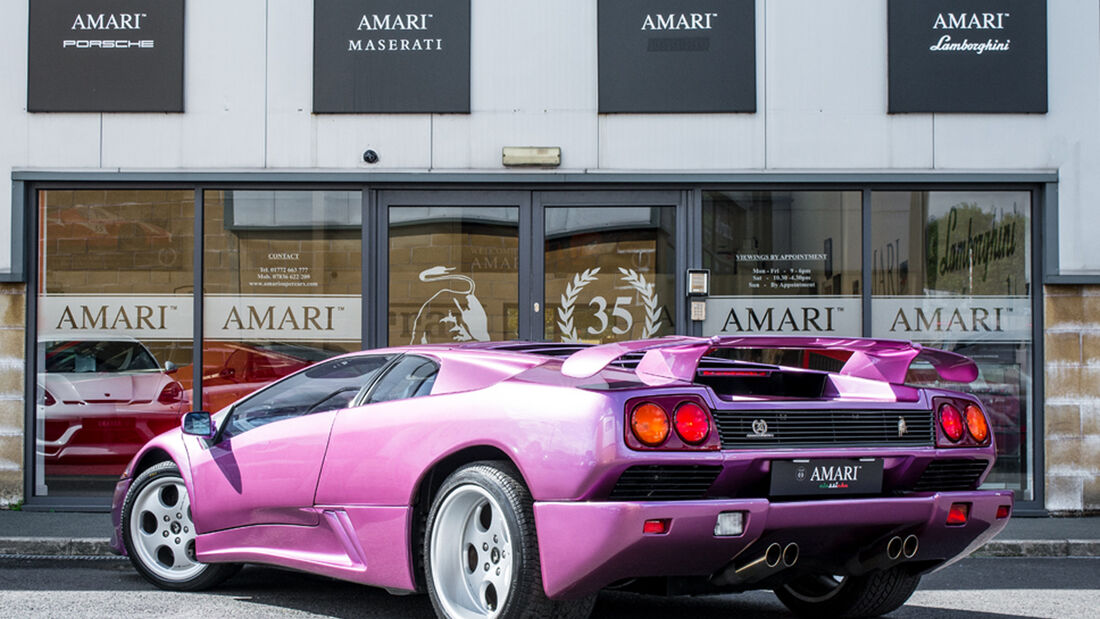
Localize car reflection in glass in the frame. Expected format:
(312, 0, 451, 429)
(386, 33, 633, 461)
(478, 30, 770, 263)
(38, 336, 188, 479)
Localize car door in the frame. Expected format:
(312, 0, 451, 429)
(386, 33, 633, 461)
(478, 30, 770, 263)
(315, 354, 440, 506)
(186, 354, 394, 533)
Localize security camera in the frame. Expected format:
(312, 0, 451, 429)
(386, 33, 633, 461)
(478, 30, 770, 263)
(363, 149, 379, 164)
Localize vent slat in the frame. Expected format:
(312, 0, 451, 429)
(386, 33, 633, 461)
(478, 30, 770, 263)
(609, 465, 722, 500)
(911, 459, 988, 491)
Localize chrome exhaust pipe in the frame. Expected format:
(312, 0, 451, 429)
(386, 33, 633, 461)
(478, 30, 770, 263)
(711, 543, 786, 587)
(782, 542, 799, 568)
(886, 536, 903, 561)
(902, 535, 919, 559)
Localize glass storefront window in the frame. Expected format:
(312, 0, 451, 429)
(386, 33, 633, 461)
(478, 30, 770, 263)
(201, 190, 361, 413)
(871, 191, 1033, 498)
(388, 207, 519, 344)
(544, 206, 675, 343)
(36, 190, 195, 496)
(702, 191, 863, 339)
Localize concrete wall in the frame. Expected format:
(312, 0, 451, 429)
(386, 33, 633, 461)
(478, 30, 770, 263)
(1043, 285, 1100, 513)
(0, 284, 25, 505)
(3, 1, 1100, 273)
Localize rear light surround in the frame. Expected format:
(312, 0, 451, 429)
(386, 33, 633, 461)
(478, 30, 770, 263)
(933, 397, 992, 448)
(158, 381, 185, 406)
(625, 395, 720, 451)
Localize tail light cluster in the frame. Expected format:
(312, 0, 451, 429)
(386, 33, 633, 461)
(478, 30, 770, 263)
(934, 397, 991, 447)
(158, 381, 185, 405)
(626, 395, 720, 451)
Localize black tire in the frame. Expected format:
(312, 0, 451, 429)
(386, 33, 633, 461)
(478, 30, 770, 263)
(121, 461, 239, 591)
(423, 461, 596, 619)
(775, 568, 921, 618)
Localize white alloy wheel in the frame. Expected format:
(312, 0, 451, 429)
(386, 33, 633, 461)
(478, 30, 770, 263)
(429, 483, 516, 618)
(128, 474, 203, 582)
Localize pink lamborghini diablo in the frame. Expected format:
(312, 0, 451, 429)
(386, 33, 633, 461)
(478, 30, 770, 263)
(110, 336, 1012, 618)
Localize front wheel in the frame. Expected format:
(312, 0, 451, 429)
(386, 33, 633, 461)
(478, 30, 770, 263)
(121, 461, 238, 591)
(775, 568, 921, 618)
(423, 462, 595, 619)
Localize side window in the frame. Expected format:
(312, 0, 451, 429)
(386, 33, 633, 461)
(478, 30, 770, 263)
(366, 355, 439, 404)
(221, 354, 393, 440)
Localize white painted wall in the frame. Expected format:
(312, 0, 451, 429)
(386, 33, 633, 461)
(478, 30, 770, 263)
(3, 0, 1099, 272)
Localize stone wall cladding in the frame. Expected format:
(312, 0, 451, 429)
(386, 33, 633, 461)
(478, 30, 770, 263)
(0, 283, 25, 507)
(1044, 284, 1100, 513)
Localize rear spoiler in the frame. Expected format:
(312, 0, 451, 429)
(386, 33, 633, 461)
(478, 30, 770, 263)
(560, 336, 978, 386)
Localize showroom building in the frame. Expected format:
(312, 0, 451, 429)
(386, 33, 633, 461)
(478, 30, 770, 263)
(0, 0, 1097, 514)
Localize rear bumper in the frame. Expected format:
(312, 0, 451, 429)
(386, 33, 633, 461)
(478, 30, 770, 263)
(533, 490, 1012, 599)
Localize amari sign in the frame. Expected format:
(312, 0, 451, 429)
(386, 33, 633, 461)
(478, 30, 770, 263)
(313, 0, 470, 113)
(598, 0, 756, 113)
(27, 0, 184, 112)
(888, 0, 1047, 113)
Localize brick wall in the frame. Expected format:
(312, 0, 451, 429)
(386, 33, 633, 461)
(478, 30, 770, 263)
(0, 283, 24, 506)
(1044, 284, 1100, 512)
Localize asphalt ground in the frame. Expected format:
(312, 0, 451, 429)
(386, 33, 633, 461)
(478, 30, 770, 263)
(0, 557, 1096, 618)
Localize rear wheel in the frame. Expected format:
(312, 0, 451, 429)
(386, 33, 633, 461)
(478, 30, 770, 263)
(423, 462, 595, 619)
(121, 461, 238, 590)
(775, 568, 921, 618)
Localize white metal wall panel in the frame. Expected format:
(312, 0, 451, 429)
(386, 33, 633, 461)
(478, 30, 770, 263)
(764, 0, 933, 169)
(266, 0, 315, 168)
(431, 0, 599, 169)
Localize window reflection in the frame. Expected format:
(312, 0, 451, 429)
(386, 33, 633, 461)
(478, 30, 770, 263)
(200, 190, 362, 413)
(388, 207, 519, 345)
(702, 191, 862, 336)
(36, 190, 195, 496)
(871, 191, 1033, 498)
(544, 206, 675, 343)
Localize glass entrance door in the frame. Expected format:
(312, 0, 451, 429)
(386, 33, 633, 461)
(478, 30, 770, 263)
(380, 191, 529, 345)
(379, 190, 685, 346)
(537, 192, 681, 344)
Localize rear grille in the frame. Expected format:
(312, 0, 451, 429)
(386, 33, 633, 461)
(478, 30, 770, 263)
(912, 459, 989, 491)
(713, 409, 934, 448)
(609, 465, 722, 500)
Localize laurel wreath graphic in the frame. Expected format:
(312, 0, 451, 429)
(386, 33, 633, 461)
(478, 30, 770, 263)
(618, 267, 662, 338)
(557, 267, 600, 343)
(556, 267, 663, 342)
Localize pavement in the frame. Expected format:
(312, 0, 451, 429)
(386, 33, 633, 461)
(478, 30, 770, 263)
(0, 509, 1097, 560)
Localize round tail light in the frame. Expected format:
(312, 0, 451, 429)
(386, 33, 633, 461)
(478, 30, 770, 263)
(939, 403, 964, 442)
(965, 404, 989, 443)
(674, 402, 710, 445)
(630, 402, 670, 447)
(158, 382, 184, 405)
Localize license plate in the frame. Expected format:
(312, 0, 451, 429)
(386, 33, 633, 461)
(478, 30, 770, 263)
(769, 458, 883, 497)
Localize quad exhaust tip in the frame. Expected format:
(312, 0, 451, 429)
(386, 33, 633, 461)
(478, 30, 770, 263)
(764, 543, 783, 568)
(886, 536, 903, 561)
(782, 542, 799, 567)
(902, 535, 919, 559)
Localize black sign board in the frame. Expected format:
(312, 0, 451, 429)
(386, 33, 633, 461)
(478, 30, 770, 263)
(888, 0, 1047, 113)
(28, 0, 185, 113)
(313, 0, 470, 114)
(598, 0, 755, 114)
(770, 459, 884, 497)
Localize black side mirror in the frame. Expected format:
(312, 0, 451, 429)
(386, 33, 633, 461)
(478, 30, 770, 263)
(181, 411, 215, 438)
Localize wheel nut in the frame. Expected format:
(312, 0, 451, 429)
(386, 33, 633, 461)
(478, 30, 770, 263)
(496, 568, 501, 576)
(176, 513, 182, 519)
(175, 538, 180, 544)
(493, 535, 498, 543)
(184, 527, 189, 533)
(163, 515, 169, 522)
(162, 531, 168, 537)
(484, 563, 490, 572)
(483, 543, 488, 551)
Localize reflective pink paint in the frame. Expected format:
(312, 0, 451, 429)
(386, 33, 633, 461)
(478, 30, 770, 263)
(110, 338, 1008, 604)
